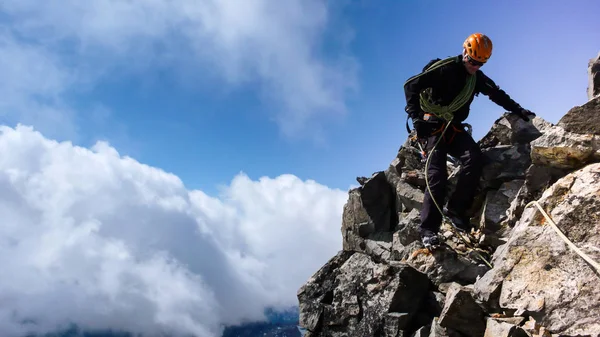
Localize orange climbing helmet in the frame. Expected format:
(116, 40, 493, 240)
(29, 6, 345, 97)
(463, 33, 493, 63)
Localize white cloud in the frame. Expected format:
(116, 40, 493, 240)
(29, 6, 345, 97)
(1, 0, 358, 138)
(0, 124, 347, 336)
(0, 31, 78, 140)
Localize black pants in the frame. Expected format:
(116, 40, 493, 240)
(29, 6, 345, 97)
(420, 124, 483, 233)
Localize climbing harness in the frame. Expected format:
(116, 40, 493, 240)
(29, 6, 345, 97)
(526, 200, 600, 274)
(408, 120, 473, 164)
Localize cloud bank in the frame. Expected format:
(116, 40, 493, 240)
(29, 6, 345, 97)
(1, 0, 358, 138)
(0, 125, 348, 336)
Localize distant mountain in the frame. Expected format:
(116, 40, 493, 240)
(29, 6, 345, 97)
(26, 324, 302, 337)
(221, 321, 301, 337)
(24, 326, 133, 337)
(221, 306, 302, 337)
(20, 307, 304, 337)
(264, 306, 299, 325)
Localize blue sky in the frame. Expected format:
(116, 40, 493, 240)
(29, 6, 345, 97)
(2, 1, 599, 195)
(3, 1, 600, 193)
(0, 1, 599, 336)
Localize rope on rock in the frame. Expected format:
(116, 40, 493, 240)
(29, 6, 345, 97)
(525, 200, 600, 274)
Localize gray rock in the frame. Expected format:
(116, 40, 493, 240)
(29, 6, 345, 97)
(392, 232, 407, 261)
(365, 238, 393, 263)
(481, 144, 531, 189)
(401, 169, 427, 188)
(341, 172, 397, 254)
(478, 113, 551, 149)
(394, 138, 427, 172)
(395, 208, 422, 246)
(493, 316, 526, 326)
(297, 250, 355, 332)
(395, 180, 425, 212)
(359, 171, 398, 233)
(403, 244, 488, 287)
(510, 327, 531, 337)
(385, 312, 411, 337)
(483, 318, 516, 337)
(474, 163, 600, 336)
(588, 52, 600, 101)
(299, 251, 432, 336)
(558, 96, 600, 136)
(475, 180, 525, 251)
(385, 165, 407, 217)
(501, 164, 570, 228)
(439, 283, 486, 337)
(530, 124, 600, 170)
(427, 317, 464, 337)
(479, 179, 524, 232)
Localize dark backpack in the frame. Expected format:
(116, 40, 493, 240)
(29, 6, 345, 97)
(422, 58, 442, 72)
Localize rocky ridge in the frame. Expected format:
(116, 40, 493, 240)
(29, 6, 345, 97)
(297, 55, 600, 337)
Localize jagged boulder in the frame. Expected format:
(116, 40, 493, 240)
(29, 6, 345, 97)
(474, 163, 600, 336)
(341, 171, 397, 256)
(477, 113, 553, 190)
(531, 124, 600, 170)
(438, 283, 487, 337)
(478, 113, 551, 149)
(478, 179, 523, 231)
(480, 144, 531, 190)
(558, 96, 600, 136)
(501, 164, 570, 229)
(387, 172, 425, 212)
(393, 208, 421, 249)
(387, 140, 427, 211)
(298, 251, 434, 336)
(500, 99, 600, 229)
(392, 139, 425, 173)
(470, 114, 551, 221)
(402, 244, 489, 287)
(531, 99, 600, 170)
(483, 318, 523, 337)
(298, 250, 354, 333)
(390, 209, 490, 287)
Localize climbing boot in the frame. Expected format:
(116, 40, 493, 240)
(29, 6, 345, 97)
(444, 208, 473, 233)
(420, 229, 441, 250)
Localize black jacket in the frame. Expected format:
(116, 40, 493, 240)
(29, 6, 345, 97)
(404, 55, 523, 123)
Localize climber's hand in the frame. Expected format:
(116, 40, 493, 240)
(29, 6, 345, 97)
(412, 119, 431, 138)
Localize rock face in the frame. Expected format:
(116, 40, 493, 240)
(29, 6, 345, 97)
(297, 251, 432, 337)
(474, 163, 600, 336)
(589, 52, 600, 101)
(557, 96, 600, 136)
(298, 56, 600, 337)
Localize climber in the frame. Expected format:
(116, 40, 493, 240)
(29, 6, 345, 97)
(403, 33, 536, 249)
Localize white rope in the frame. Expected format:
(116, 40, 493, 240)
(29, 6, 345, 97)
(526, 200, 600, 274)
